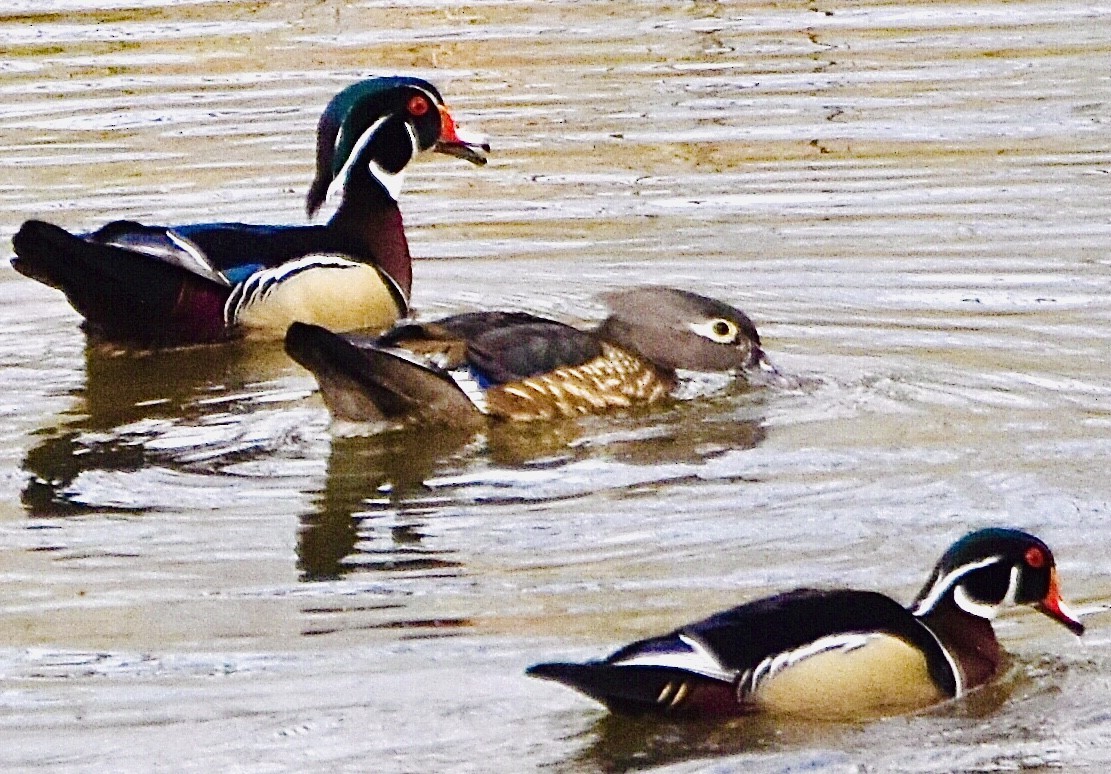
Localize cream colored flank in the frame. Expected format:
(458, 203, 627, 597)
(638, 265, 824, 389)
(236, 261, 401, 337)
(485, 343, 670, 420)
(754, 633, 947, 719)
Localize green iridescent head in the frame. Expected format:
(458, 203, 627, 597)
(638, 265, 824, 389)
(911, 527, 1083, 636)
(306, 76, 487, 216)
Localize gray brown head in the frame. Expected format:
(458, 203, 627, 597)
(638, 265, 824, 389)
(595, 286, 770, 374)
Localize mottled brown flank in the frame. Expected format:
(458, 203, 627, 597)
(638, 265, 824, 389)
(485, 343, 672, 420)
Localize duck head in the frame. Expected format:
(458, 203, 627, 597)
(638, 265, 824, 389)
(911, 527, 1084, 636)
(306, 76, 488, 217)
(594, 286, 769, 374)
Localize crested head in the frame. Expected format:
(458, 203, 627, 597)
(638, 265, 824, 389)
(306, 76, 487, 216)
(596, 286, 767, 374)
(911, 528, 1084, 636)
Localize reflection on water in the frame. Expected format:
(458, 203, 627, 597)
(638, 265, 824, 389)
(569, 712, 847, 774)
(300, 428, 477, 581)
(20, 341, 307, 516)
(23, 428, 146, 516)
(21, 339, 770, 581)
(303, 390, 768, 579)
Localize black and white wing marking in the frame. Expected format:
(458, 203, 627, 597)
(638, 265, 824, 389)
(685, 588, 962, 700)
(90, 220, 229, 287)
(527, 631, 742, 715)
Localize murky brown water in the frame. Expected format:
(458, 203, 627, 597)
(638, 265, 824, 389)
(2, 1, 1111, 771)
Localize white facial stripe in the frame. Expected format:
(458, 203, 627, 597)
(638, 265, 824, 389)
(952, 584, 1001, 620)
(326, 115, 390, 205)
(911, 555, 1002, 617)
(612, 633, 737, 682)
(1003, 564, 1021, 607)
(414, 87, 440, 111)
(951, 563, 1022, 620)
(368, 161, 406, 202)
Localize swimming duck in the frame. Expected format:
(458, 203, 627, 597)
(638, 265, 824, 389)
(284, 286, 776, 426)
(527, 528, 1084, 719)
(10, 76, 488, 349)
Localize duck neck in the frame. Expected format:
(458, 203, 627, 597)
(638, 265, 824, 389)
(594, 317, 675, 376)
(329, 192, 412, 300)
(918, 598, 1002, 691)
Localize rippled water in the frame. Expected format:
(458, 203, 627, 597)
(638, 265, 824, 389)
(2, 1, 1110, 771)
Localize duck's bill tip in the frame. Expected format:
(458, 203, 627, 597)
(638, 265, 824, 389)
(1039, 571, 1085, 636)
(745, 354, 802, 389)
(433, 139, 489, 165)
(435, 106, 489, 165)
(1039, 601, 1086, 636)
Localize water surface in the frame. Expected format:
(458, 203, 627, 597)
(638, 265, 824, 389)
(1, 1, 1110, 771)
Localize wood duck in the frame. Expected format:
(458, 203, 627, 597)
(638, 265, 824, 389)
(284, 286, 778, 426)
(10, 76, 488, 349)
(527, 528, 1084, 720)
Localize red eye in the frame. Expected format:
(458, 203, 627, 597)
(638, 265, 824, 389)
(407, 95, 431, 116)
(1025, 546, 1046, 568)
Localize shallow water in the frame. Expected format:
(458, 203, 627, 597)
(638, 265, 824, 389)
(2, 0, 1110, 771)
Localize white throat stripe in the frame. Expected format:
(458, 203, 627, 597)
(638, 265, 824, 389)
(912, 555, 1002, 616)
(326, 115, 390, 205)
(952, 563, 1021, 620)
(368, 121, 417, 202)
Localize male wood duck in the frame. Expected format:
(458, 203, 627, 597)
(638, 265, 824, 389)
(527, 528, 1084, 720)
(284, 286, 778, 426)
(9, 76, 488, 349)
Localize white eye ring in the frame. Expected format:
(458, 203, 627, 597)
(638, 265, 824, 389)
(689, 318, 739, 344)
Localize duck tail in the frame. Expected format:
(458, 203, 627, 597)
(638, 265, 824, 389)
(284, 322, 481, 427)
(526, 662, 737, 716)
(11, 220, 228, 346)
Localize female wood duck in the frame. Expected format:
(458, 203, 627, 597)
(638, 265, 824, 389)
(10, 76, 488, 349)
(284, 286, 779, 426)
(527, 528, 1084, 720)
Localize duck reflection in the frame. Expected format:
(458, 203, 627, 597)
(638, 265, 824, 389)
(298, 427, 476, 581)
(557, 395, 766, 468)
(21, 340, 298, 516)
(564, 712, 801, 773)
(23, 338, 768, 584)
(297, 389, 768, 582)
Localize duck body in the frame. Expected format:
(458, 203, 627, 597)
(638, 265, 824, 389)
(12, 216, 406, 348)
(527, 528, 1084, 720)
(10, 77, 487, 349)
(284, 286, 775, 427)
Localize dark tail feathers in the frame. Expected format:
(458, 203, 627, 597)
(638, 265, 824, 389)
(11, 219, 228, 345)
(526, 661, 742, 717)
(285, 322, 481, 426)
